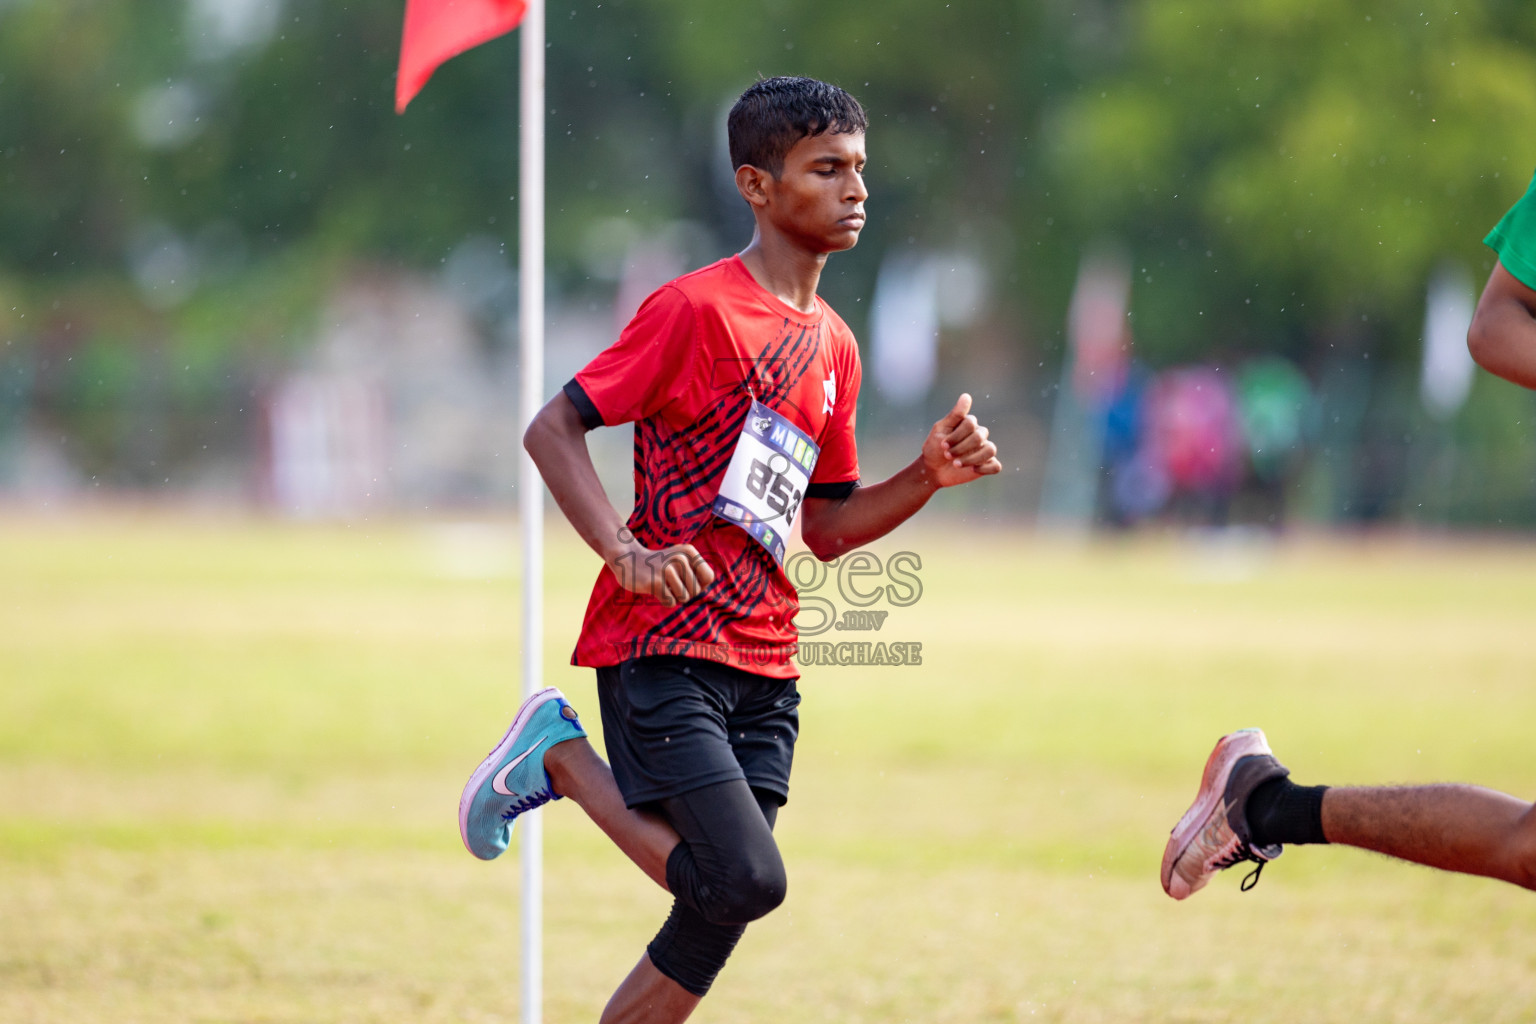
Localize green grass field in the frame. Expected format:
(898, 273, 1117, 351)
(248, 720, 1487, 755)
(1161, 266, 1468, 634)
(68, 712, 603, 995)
(4, 511, 1536, 1023)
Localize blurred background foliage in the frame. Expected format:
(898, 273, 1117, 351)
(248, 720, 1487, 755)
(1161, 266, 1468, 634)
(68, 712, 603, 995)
(3, 0, 1536, 522)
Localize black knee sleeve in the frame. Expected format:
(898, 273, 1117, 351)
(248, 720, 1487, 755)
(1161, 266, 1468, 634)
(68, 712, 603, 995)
(665, 839, 787, 926)
(646, 899, 746, 997)
(647, 781, 787, 994)
(718, 852, 787, 923)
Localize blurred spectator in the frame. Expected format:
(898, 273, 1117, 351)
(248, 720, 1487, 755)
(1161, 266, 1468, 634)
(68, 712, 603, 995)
(1100, 363, 1168, 525)
(1144, 366, 1244, 526)
(1235, 357, 1315, 527)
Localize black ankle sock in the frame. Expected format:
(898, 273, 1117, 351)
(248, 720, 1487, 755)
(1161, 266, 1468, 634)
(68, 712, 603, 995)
(1245, 777, 1329, 847)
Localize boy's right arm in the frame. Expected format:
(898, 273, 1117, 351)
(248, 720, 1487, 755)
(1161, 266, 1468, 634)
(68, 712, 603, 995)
(1468, 261, 1536, 390)
(523, 391, 715, 606)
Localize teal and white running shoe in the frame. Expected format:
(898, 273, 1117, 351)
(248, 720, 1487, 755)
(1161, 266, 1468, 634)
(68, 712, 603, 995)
(459, 686, 586, 861)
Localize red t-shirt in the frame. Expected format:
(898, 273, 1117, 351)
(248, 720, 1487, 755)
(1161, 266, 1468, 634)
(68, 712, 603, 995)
(564, 255, 863, 679)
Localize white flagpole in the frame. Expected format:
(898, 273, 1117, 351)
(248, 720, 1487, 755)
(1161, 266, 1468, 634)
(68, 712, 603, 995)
(517, 1, 546, 1022)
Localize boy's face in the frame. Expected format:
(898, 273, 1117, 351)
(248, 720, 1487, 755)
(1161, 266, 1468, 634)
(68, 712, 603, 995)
(759, 130, 868, 254)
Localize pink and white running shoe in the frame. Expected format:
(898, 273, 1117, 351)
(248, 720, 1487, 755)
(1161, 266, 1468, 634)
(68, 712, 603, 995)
(1161, 728, 1289, 900)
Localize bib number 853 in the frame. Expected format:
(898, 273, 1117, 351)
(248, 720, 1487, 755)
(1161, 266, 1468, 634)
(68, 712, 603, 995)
(746, 458, 803, 524)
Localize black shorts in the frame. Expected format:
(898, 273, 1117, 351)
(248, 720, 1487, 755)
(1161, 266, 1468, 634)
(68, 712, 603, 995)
(595, 655, 800, 808)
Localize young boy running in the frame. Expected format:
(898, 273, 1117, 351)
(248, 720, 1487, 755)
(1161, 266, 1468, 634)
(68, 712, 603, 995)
(459, 77, 1001, 1022)
(1161, 170, 1536, 900)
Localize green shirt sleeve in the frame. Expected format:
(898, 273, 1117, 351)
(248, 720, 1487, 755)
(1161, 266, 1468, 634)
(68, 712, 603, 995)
(1485, 169, 1536, 290)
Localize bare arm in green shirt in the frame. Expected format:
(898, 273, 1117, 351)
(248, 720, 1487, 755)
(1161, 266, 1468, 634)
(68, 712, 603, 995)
(1468, 260, 1536, 390)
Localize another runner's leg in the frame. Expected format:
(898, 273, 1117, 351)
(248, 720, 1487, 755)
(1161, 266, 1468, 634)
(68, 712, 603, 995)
(1169, 731, 1536, 893)
(1320, 784, 1536, 889)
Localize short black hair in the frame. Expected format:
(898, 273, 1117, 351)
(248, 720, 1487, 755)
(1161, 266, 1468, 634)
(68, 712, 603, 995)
(727, 76, 868, 176)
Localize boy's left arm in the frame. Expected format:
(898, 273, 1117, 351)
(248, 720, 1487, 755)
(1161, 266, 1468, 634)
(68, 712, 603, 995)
(799, 393, 999, 560)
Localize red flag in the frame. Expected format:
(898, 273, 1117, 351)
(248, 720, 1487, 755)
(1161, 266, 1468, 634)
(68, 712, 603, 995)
(396, 0, 527, 113)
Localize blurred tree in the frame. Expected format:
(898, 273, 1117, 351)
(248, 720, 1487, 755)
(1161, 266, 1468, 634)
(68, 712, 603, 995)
(1046, 0, 1536, 364)
(0, 0, 1060, 339)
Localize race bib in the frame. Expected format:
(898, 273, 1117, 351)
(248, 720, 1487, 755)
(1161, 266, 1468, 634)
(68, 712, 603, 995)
(711, 400, 820, 565)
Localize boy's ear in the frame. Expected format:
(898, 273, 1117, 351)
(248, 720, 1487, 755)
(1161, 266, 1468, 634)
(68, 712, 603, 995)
(735, 164, 771, 209)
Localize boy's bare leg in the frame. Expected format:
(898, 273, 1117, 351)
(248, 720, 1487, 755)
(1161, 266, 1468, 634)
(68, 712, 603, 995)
(598, 954, 701, 1024)
(1322, 784, 1536, 889)
(545, 736, 680, 891)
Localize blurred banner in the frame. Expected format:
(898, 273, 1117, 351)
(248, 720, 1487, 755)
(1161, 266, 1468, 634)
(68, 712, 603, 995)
(870, 253, 940, 406)
(1068, 249, 1133, 406)
(266, 374, 386, 518)
(1419, 263, 1477, 422)
(1038, 247, 1131, 528)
